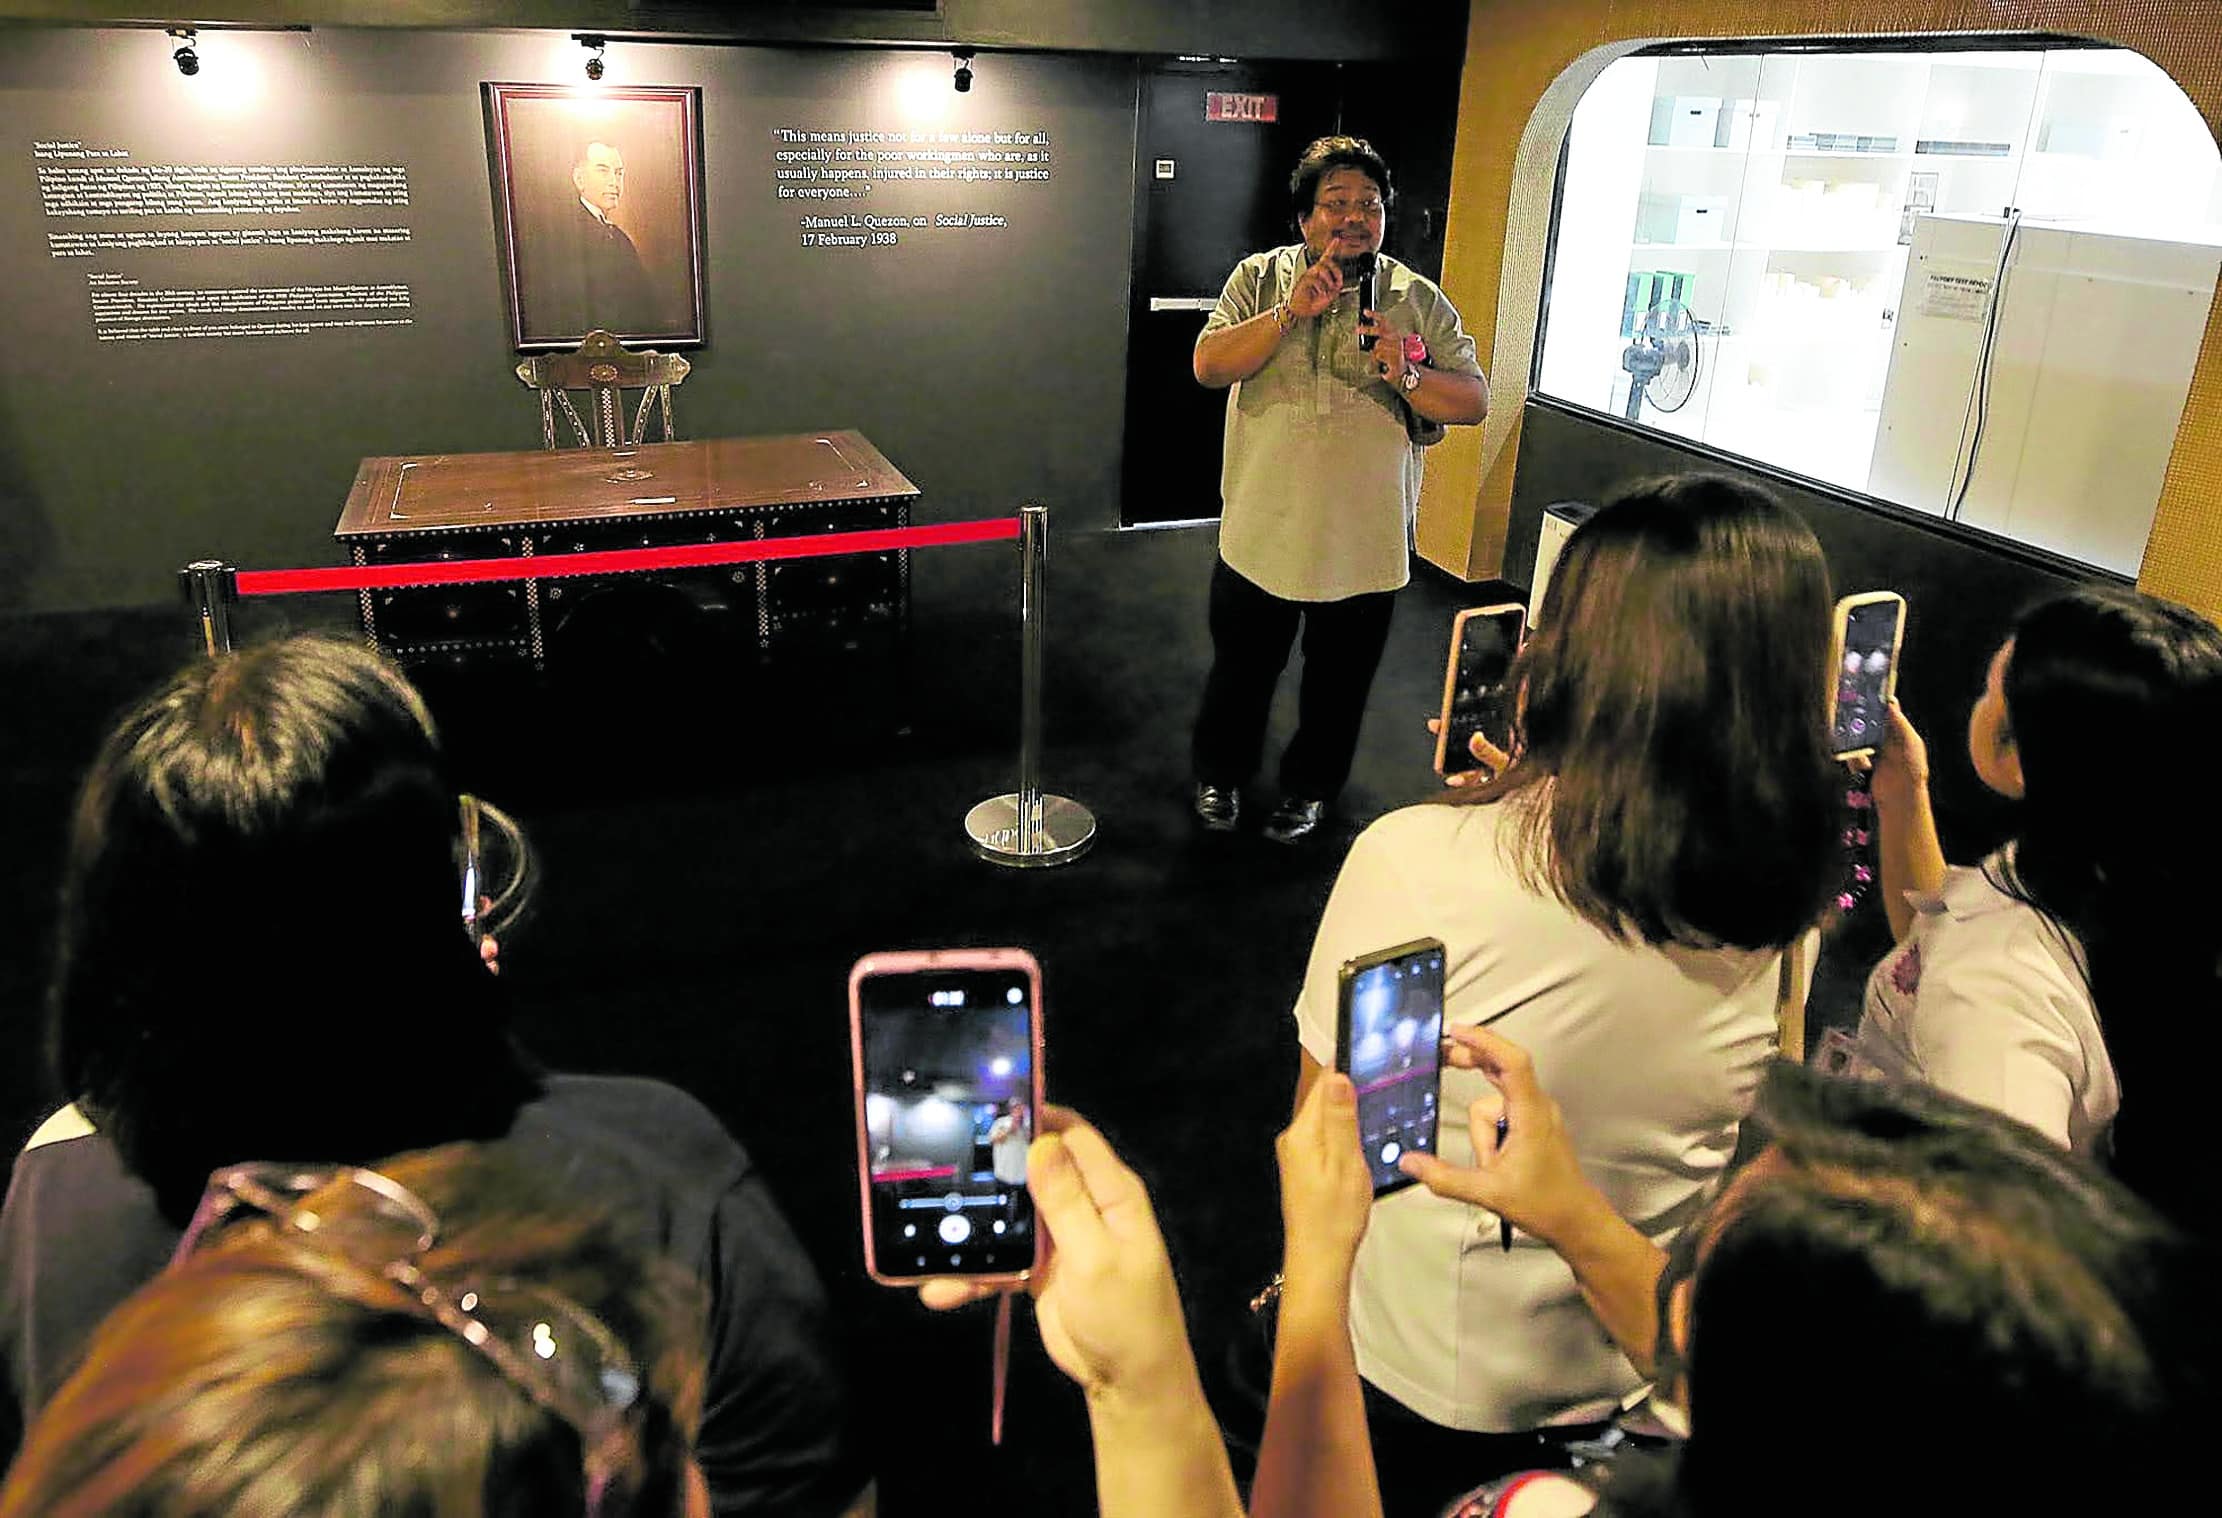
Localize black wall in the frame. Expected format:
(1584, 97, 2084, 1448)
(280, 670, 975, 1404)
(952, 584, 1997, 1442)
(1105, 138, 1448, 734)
(1507, 396, 2113, 857)
(0, 29, 1155, 611)
(0, 11, 1470, 614)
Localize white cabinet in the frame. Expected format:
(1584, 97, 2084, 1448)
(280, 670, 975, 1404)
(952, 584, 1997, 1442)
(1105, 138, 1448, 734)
(1537, 44, 2221, 570)
(1870, 214, 2221, 574)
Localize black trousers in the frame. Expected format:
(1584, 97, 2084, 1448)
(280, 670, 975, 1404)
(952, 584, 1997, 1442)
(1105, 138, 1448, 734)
(1192, 557, 1398, 803)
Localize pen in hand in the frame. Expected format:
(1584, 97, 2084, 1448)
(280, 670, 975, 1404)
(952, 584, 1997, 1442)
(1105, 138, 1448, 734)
(1495, 1113, 1513, 1251)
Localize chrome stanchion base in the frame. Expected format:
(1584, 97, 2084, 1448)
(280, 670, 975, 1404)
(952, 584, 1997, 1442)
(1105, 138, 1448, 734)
(965, 793, 1097, 868)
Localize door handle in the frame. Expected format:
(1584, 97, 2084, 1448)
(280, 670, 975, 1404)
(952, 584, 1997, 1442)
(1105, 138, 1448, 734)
(1147, 296, 1219, 312)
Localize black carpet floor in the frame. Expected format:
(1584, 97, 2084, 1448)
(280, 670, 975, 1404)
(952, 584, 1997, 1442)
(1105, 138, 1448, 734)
(0, 525, 1878, 1513)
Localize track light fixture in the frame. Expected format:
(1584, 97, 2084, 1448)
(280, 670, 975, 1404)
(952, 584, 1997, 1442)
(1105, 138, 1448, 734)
(581, 35, 607, 82)
(168, 27, 199, 77)
(952, 47, 975, 94)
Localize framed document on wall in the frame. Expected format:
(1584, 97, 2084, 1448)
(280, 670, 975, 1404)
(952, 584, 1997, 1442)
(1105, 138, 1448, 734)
(483, 82, 707, 351)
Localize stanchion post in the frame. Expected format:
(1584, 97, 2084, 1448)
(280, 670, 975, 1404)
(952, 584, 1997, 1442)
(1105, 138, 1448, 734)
(965, 504, 1096, 867)
(180, 560, 236, 659)
(1015, 505, 1045, 851)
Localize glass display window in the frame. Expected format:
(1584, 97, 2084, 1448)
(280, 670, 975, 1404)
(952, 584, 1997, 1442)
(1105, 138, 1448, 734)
(1537, 43, 2222, 575)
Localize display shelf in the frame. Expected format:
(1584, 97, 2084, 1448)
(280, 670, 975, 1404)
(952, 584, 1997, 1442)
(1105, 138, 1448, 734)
(1541, 42, 2218, 579)
(1781, 149, 1915, 162)
(2043, 49, 2158, 77)
(1630, 240, 1904, 255)
(1639, 146, 1920, 163)
(1924, 53, 2042, 72)
(1764, 241, 1904, 255)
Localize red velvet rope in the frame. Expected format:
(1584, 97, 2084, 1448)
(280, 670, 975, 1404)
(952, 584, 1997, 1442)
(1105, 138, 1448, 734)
(229, 516, 1021, 597)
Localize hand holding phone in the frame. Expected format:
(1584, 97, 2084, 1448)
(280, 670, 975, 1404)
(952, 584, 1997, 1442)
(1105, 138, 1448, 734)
(1826, 592, 1908, 761)
(1864, 696, 1931, 816)
(851, 949, 1044, 1284)
(1336, 938, 1446, 1197)
(915, 1107, 1200, 1422)
(1401, 1024, 1603, 1251)
(1276, 1072, 1374, 1281)
(1436, 605, 1526, 777)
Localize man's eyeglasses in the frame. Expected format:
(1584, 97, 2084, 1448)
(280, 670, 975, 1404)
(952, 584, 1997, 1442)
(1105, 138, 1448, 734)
(460, 793, 484, 942)
(1316, 197, 1386, 218)
(174, 1163, 645, 1511)
(458, 793, 528, 946)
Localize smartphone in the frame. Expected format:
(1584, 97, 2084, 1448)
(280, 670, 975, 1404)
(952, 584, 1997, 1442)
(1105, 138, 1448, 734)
(1335, 938, 1446, 1198)
(850, 949, 1044, 1285)
(1435, 604, 1526, 776)
(1826, 592, 1908, 760)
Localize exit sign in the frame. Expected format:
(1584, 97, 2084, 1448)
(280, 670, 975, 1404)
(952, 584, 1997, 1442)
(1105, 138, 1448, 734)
(1205, 92, 1278, 123)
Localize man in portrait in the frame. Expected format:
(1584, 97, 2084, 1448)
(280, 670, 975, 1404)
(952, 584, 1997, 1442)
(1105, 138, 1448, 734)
(527, 138, 658, 338)
(490, 83, 703, 348)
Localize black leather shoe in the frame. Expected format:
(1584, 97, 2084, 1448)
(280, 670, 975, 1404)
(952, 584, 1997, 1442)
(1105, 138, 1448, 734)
(1193, 783, 1240, 831)
(1262, 797, 1327, 844)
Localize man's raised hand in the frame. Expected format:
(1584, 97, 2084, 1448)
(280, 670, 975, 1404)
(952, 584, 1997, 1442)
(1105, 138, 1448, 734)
(1284, 257, 1343, 320)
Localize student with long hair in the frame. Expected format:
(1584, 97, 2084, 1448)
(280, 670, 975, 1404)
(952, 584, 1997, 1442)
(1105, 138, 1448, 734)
(1287, 476, 1841, 1512)
(919, 1052, 2211, 1518)
(0, 1145, 709, 1517)
(1853, 585, 2222, 1230)
(0, 636, 868, 1516)
(1259, 1035, 2212, 1518)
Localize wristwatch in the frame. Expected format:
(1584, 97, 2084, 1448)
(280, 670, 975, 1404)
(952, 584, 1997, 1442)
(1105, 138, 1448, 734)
(1401, 366, 1423, 394)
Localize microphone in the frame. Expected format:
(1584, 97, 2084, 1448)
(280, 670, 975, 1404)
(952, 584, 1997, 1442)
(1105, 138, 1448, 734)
(1354, 252, 1378, 350)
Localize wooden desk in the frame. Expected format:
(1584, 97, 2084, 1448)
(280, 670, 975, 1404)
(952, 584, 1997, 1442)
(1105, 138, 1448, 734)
(334, 431, 920, 668)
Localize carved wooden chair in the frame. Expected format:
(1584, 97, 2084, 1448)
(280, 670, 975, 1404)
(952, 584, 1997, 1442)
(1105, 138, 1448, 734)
(515, 329, 692, 449)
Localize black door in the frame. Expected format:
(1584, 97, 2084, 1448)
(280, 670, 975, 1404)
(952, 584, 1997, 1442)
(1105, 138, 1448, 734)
(1119, 61, 1340, 526)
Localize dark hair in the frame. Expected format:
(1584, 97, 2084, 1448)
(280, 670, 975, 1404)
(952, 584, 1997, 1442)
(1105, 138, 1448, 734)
(1288, 135, 1393, 225)
(47, 636, 541, 1223)
(1456, 475, 1840, 950)
(1673, 1066, 2214, 1517)
(0, 1145, 705, 1518)
(1986, 585, 2222, 1231)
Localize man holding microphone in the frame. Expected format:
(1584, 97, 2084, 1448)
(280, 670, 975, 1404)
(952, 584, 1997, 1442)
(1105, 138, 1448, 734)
(1190, 136, 1487, 844)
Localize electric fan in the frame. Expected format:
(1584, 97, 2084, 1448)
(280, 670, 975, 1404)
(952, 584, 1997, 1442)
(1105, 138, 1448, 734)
(1619, 299, 1702, 420)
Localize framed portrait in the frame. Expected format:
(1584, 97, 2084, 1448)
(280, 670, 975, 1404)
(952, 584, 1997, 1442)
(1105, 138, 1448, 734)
(483, 82, 706, 351)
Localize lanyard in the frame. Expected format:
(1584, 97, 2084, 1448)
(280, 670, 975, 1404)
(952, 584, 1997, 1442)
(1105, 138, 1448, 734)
(991, 1290, 1014, 1444)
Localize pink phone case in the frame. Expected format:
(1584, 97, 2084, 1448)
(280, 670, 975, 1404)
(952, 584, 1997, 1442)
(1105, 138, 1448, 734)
(849, 948, 1045, 1288)
(1435, 604, 1526, 775)
(1825, 591, 1908, 761)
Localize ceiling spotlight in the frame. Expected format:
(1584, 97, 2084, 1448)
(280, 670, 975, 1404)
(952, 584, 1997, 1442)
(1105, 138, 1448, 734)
(581, 35, 606, 82)
(952, 47, 975, 94)
(168, 28, 199, 77)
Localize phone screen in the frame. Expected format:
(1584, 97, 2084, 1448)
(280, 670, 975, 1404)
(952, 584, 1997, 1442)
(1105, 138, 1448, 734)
(1442, 610, 1524, 775)
(1832, 599, 1904, 757)
(856, 965, 1037, 1278)
(1338, 943, 1445, 1196)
